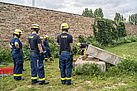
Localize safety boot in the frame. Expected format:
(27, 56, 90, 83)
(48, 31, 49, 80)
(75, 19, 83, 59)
(43, 81, 49, 84)
(32, 80, 39, 84)
(67, 82, 71, 85)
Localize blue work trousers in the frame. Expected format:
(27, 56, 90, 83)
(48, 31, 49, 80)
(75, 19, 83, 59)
(81, 50, 84, 55)
(12, 50, 23, 80)
(21, 50, 24, 63)
(59, 52, 73, 84)
(30, 53, 45, 85)
(44, 47, 52, 62)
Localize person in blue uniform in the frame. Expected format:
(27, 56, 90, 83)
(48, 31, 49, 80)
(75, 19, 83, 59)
(43, 35, 54, 62)
(40, 37, 47, 56)
(10, 29, 24, 81)
(28, 24, 49, 85)
(77, 43, 88, 55)
(57, 23, 73, 85)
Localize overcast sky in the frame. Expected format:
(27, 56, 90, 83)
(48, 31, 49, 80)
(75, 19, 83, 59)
(1, 0, 137, 21)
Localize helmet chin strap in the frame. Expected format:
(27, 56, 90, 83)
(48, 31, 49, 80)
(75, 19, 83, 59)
(34, 28, 39, 33)
(15, 34, 21, 38)
(35, 31, 38, 33)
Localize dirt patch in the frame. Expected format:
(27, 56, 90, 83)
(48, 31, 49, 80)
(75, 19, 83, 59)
(27, 85, 32, 88)
(85, 81, 93, 86)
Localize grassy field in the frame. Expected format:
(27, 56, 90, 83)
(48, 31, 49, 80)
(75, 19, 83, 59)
(104, 42, 137, 60)
(0, 42, 137, 91)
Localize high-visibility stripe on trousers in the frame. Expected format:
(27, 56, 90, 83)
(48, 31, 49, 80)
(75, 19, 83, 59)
(30, 53, 45, 85)
(12, 50, 23, 80)
(59, 52, 73, 84)
(61, 77, 72, 82)
(44, 47, 52, 62)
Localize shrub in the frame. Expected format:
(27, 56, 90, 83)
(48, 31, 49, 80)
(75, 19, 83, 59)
(93, 18, 127, 45)
(22, 44, 30, 60)
(78, 35, 102, 48)
(75, 63, 102, 76)
(0, 47, 12, 63)
(72, 43, 79, 54)
(106, 56, 137, 76)
(110, 35, 137, 47)
(86, 35, 102, 48)
(48, 39, 59, 58)
(78, 35, 86, 43)
(0, 45, 30, 63)
(117, 56, 137, 74)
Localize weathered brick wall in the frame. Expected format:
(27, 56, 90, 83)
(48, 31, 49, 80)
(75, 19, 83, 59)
(125, 24, 137, 35)
(0, 2, 94, 47)
(0, 2, 137, 47)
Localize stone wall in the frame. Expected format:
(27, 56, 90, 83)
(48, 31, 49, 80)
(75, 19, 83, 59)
(0, 2, 94, 47)
(125, 24, 137, 35)
(0, 2, 137, 47)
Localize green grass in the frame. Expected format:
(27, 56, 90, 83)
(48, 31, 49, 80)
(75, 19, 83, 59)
(0, 42, 137, 91)
(104, 42, 137, 59)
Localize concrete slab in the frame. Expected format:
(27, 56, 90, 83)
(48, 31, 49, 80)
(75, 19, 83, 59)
(86, 45, 123, 65)
(75, 57, 106, 72)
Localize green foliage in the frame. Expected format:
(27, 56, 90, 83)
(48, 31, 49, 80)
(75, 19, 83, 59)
(48, 38, 59, 58)
(129, 13, 137, 25)
(22, 44, 30, 60)
(82, 8, 103, 18)
(114, 13, 126, 22)
(106, 56, 137, 76)
(72, 43, 79, 54)
(75, 63, 102, 76)
(93, 18, 127, 45)
(111, 26, 118, 40)
(0, 45, 30, 63)
(94, 18, 113, 45)
(117, 57, 137, 74)
(78, 35, 86, 43)
(94, 8, 104, 18)
(86, 35, 102, 48)
(117, 21, 127, 38)
(75, 56, 137, 79)
(82, 8, 93, 17)
(110, 35, 137, 47)
(78, 35, 102, 48)
(0, 47, 12, 63)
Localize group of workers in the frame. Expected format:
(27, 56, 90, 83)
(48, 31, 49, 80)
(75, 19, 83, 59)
(9, 23, 88, 85)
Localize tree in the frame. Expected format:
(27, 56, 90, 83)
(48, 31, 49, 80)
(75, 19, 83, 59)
(114, 13, 126, 22)
(93, 18, 127, 45)
(129, 13, 137, 25)
(94, 8, 104, 18)
(98, 8, 104, 18)
(94, 9, 98, 18)
(82, 8, 93, 17)
(89, 9, 94, 17)
(114, 13, 120, 22)
(82, 8, 103, 18)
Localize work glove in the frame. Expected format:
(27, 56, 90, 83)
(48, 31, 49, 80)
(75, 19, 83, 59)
(15, 48, 20, 53)
(43, 51, 46, 54)
(40, 53, 44, 60)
